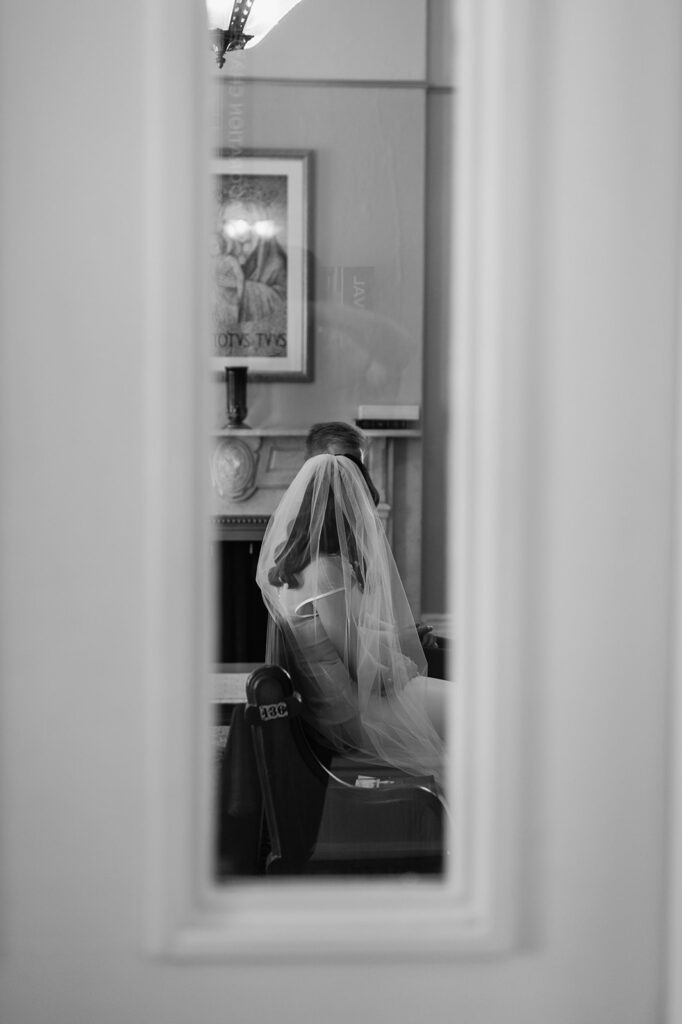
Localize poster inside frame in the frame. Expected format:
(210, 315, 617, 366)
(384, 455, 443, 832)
(210, 150, 313, 381)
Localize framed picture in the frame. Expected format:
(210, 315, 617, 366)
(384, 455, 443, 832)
(210, 150, 313, 381)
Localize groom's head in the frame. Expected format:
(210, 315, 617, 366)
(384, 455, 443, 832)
(306, 421, 366, 459)
(305, 422, 380, 506)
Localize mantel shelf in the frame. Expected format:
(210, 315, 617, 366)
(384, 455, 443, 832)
(212, 427, 422, 438)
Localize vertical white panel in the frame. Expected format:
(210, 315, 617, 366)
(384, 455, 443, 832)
(667, 168, 682, 1024)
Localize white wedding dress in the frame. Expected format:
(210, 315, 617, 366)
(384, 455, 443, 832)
(256, 454, 445, 783)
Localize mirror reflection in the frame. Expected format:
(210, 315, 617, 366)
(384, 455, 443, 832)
(209, 0, 454, 879)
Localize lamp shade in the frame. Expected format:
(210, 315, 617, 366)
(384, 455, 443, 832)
(206, 0, 304, 59)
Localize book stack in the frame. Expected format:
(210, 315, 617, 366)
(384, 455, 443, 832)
(355, 404, 420, 430)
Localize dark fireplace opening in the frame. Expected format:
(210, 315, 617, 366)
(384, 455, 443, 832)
(213, 540, 269, 664)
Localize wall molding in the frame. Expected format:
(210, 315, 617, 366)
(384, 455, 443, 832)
(213, 76, 457, 97)
(216, 76, 433, 89)
(147, 0, 536, 960)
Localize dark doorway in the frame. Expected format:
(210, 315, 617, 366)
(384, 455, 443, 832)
(213, 540, 269, 663)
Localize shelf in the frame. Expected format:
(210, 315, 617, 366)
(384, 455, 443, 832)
(212, 427, 308, 436)
(212, 427, 421, 438)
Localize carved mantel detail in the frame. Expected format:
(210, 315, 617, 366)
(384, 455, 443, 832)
(210, 437, 260, 502)
(213, 514, 270, 542)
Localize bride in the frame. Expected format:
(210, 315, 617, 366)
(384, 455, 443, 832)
(256, 446, 447, 783)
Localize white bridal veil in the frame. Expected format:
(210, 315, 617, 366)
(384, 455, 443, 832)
(256, 454, 444, 782)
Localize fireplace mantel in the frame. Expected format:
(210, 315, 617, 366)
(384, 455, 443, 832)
(210, 427, 423, 614)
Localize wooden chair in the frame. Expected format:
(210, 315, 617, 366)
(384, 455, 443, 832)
(243, 664, 447, 876)
(424, 635, 451, 680)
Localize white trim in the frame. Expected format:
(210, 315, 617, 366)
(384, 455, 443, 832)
(668, 379, 682, 1024)
(143, 0, 213, 953)
(147, 0, 536, 959)
(666, 88, 682, 1024)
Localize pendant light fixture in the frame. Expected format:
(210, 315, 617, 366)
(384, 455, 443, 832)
(206, 0, 305, 67)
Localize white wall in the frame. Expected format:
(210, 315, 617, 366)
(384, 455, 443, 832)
(0, 2, 680, 1024)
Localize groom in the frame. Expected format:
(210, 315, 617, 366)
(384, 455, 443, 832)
(305, 420, 381, 506)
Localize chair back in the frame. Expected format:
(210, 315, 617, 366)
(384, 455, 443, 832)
(215, 703, 265, 877)
(425, 635, 451, 680)
(245, 664, 331, 874)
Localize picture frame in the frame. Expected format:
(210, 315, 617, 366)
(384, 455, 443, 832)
(210, 150, 313, 381)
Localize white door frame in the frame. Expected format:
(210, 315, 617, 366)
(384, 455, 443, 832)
(667, 194, 682, 1024)
(144, 0, 548, 962)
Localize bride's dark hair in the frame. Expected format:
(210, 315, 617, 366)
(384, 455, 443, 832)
(267, 458, 369, 589)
